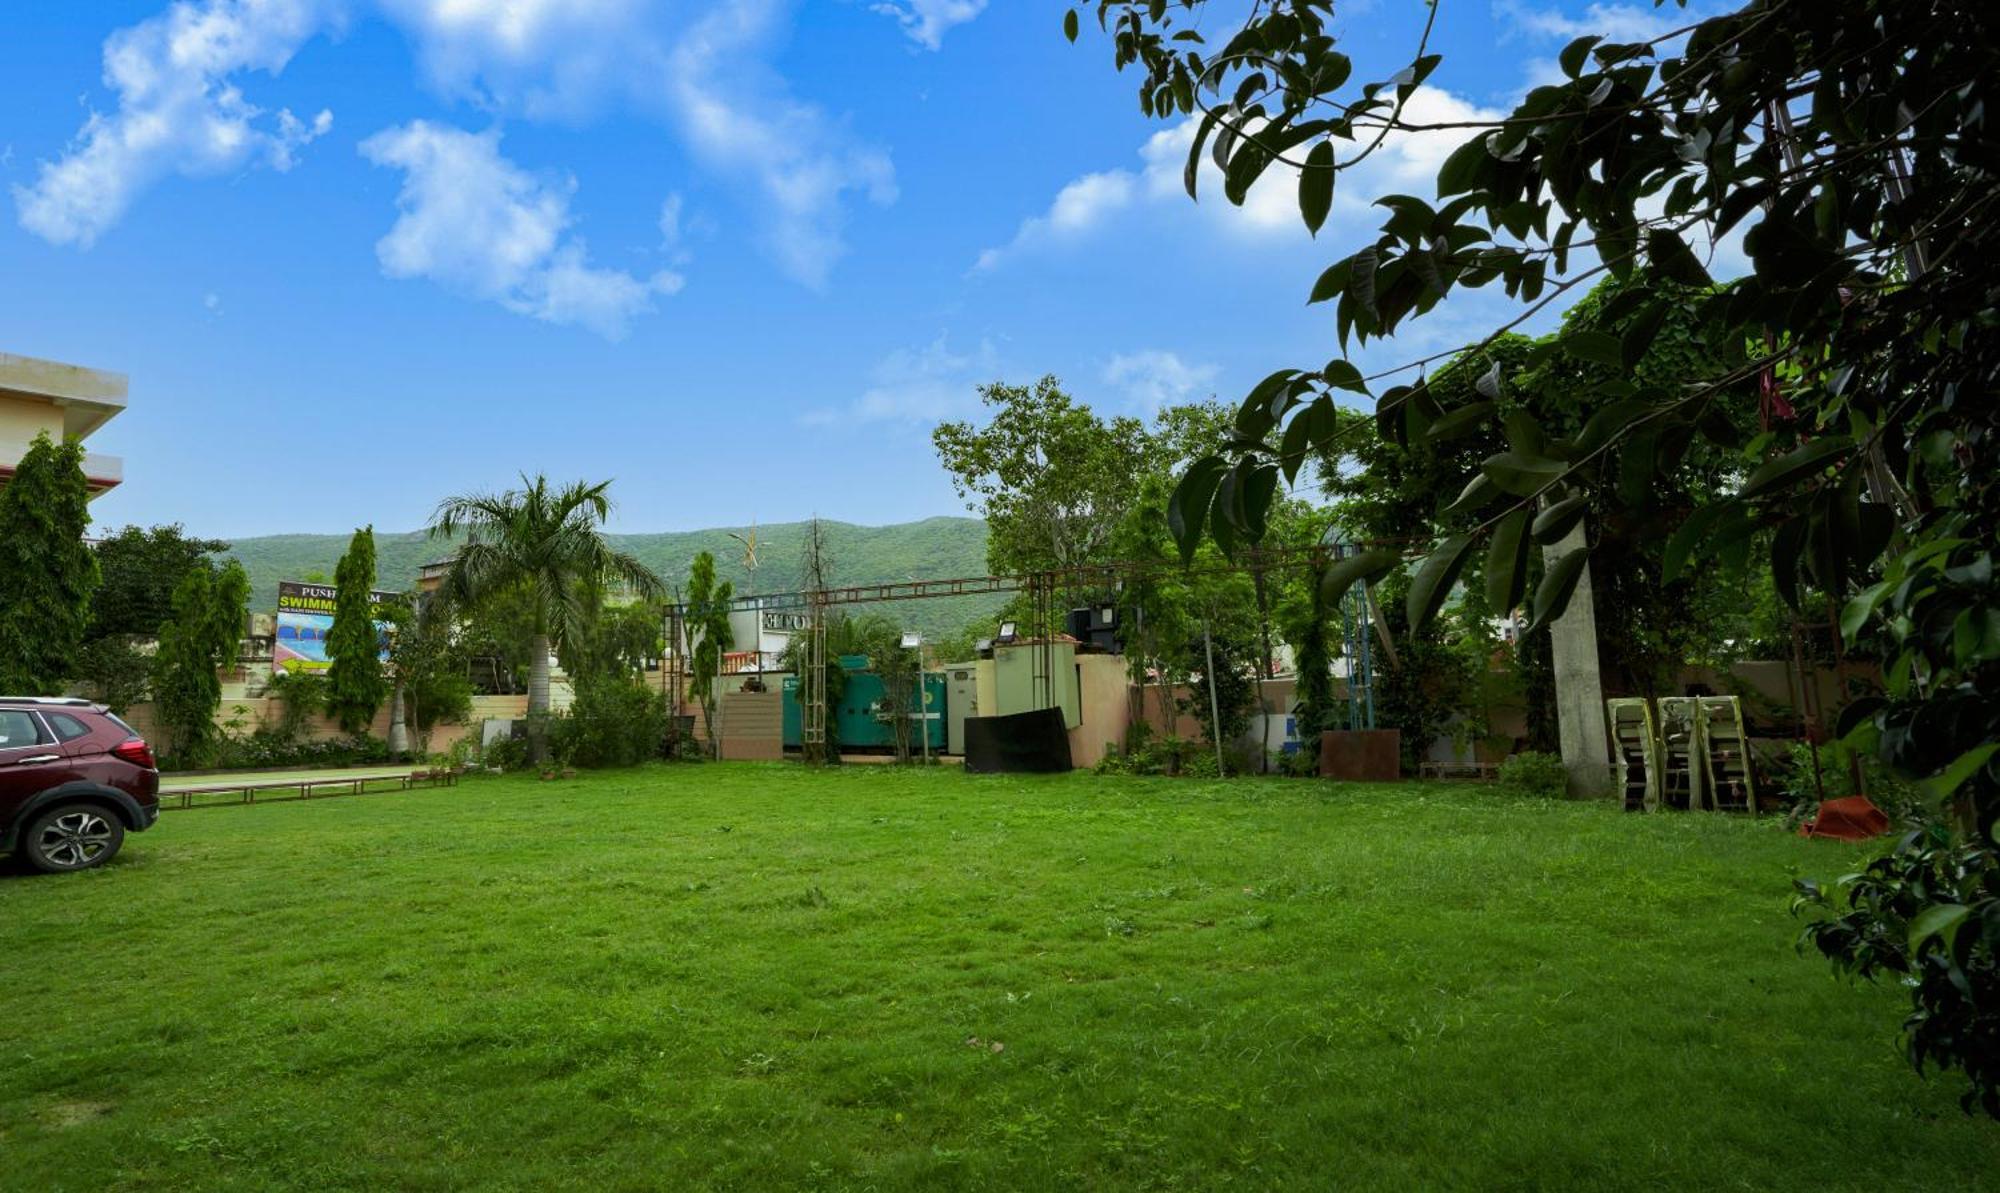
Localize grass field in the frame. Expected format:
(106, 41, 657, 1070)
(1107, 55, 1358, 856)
(0, 766, 1989, 1190)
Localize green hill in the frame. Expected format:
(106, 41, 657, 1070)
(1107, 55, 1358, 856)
(221, 517, 1003, 641)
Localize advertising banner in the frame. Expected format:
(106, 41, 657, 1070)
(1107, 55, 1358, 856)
(273, 581, 398, 677)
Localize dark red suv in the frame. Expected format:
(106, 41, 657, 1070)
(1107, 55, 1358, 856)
(0, 698, 160, 874)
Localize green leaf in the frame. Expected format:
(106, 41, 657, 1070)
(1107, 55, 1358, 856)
(1184, 107, 1222, 200)
(1436, 136, 1491, 196)
(1925, 742, 1999, 801)
(1563, 330, 1625, 367)
(1481, 451, 1568, 497)
(1309, 258, 1351, 305)
(1351, 247, 1380, 320)
(1235, 369, 1300, 441)
(1167, 457, 1227, 563)
(1442, 474, 1499, 518)
(1531, 494, 1590, 544)
(1485, 509, 1533, 612)
(1620, 301, 1669, 369)
(1224, 138, 1273, 206)
(1241, 463, 1280, 543)
(1319, 549, 1401, 607)
(1840, 579, 1894, 643)
(1529, 547, 1591, 631)
(1321, 358, 1367, 393)
(1299, 140, 1334, 235)
(1558, 35, 1603, 78)
(1908, 903, 1972, 953)
(1741, 436, 1851, 499)
(1646, 228, 1712, 287)
(1406, 534, 1477, 632)
(1426, 400, 1495, 444)
(1663, 502, 1738, 583)
(1063, 8, 1079, 42)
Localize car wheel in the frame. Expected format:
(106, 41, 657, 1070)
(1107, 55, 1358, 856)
(20, 805, 124, 874)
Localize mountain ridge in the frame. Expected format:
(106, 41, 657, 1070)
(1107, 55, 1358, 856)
(220, 516, 1001, 639)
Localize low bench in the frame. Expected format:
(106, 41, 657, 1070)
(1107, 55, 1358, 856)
(160, 769, 459, 811)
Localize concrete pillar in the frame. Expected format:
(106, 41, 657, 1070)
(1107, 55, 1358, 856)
(1545, 521, 1610, 797)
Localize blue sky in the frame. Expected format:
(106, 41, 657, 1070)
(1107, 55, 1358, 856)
(0, 1, 1689, 538)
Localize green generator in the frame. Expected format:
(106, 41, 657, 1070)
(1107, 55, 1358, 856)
(782, 656, 946, 752)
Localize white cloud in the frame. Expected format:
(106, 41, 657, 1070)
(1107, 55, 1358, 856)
(359, 121, 680, 339)
(1494, 1, 1693, 45)
(976, 86, 1506, 269)
(802, 335, 997, 427)
(872, 0, 987, 51)
(379, 0, 896, 288)
(21, 1, 895, 288)
(13, 0, 334, 247)
(1102, 350, 1219, 413)
(666, 2, 896, 288)
(375, 0, 649, 119)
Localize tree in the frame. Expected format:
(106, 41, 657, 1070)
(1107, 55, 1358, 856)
(71, 637, 150, 714)
(1084, 0, 2000, 1113)
(430, 475, 664, 762)
(933, 377, 1151, 575)
(327, 526, 388, 734)
(151, 560, 250, 766)
(88, 524, 229, 639)
(685, 550, 735, 756)
(385, 595, 472, 757)
(0, 432, 99, 693)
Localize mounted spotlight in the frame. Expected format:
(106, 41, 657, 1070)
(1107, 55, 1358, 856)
(996, 621, 1018, 645)
(900, 630, 923, 650)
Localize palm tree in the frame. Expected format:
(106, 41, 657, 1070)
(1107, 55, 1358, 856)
(429, 475, 664, 760)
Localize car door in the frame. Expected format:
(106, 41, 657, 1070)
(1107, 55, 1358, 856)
(0, 709, 67, 831)
(42, 709, 109, 787)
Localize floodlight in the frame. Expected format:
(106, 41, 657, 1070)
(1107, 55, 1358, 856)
(996, 621, 1018, 644)
(975, 637, 993, 654)
(900, 630, 923, 650)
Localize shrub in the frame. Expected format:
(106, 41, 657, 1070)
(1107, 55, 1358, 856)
(1276, 747, 1319, 779)
(1498, 751, 1568, 799)
(177, 731, 390, 773)
(550, 677, 666, 769)
(484, 735, 531, 772)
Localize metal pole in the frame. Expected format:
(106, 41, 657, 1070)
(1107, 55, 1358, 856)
(1203, 614, 1226, 778)
(918, 646, 932, 766)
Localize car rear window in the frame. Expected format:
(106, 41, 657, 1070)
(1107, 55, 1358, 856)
(104, 712, 139, 738)
(0, 710, 48, 748)
(45, 711, 93, 742)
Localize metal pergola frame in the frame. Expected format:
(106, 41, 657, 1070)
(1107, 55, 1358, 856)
(662, 541, 1407, 760)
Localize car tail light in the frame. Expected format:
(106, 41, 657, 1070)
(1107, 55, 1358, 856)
(112, 738, 157, 770)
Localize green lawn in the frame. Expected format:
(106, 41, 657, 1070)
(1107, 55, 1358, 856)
(0, 767, 1988, 1190)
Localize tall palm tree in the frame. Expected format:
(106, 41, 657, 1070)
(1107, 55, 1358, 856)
(429, 475, 664, 760)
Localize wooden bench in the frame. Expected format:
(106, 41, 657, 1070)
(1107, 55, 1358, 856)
(160, 770, 459, 811)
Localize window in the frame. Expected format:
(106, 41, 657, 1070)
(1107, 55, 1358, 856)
(46, 712, 92, 742)
(0, 710, 47, 749)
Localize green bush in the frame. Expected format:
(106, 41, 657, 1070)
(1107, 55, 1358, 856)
(1498, 751, 1568, 799)
(1276, 747, 1319, 778)
(550, 677, 667, 769)
(484, 735, 531, 772)
(176, 731, 390, 773)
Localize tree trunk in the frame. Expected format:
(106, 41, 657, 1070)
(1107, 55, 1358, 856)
(529, 632, 552, 763)
(387, 682, 408, 759)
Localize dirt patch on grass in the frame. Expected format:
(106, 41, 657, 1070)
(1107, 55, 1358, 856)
(40, 1100, 114, 1129)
